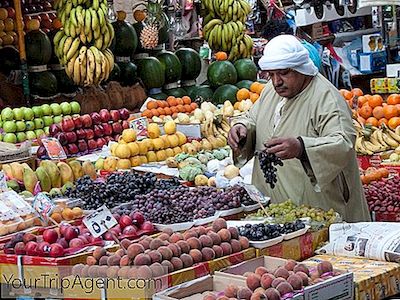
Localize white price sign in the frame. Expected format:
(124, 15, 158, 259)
(0, 171, 7, 192)
(83, 205, 118, 238)
(243, 184, 270, 204)
(129, 117, 148, 140)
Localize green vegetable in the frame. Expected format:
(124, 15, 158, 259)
(204, 152, 215, 161)
(213, 149, 225, 160)
(175, 153, 190, 162)
(197, 154, 209, 165)
(183, 157, 202, 166)
(179, 165, 204, 181)
(219, 148, 229, 158)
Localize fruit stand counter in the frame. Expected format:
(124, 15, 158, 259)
(304, 254, 400, 300)
(255, 228, 329, 261)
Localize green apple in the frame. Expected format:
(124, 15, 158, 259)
(60, 102, 72, 115)
(3, 133, 17, 143)
(16, 132, 27, 143)
(41, 104, 52, 116)
(50, 103, 62, 116)
(44, 126, 50, 135)
(26, 131, 36, 140)
(25, 121, 35, 131)
(13, 108, 24, 121)
(1, 107, 14, 121)
(33, 118, 44, 129)
(34, 129, 45, 138)
(53, 115, 63, 124)
(23, 108, 34, 121)
(43, 116, 53, 127)
(32, 106, 44, 118)
(70, 101, 81, 114)
(16, 121, 26, 132)
(3, 121, 17, 133)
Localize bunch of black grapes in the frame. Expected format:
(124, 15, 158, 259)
(238, 223, 282, 241)
(257, 150, 283, 188)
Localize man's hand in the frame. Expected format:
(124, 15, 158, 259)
(228, 124, 248, 150)
(265, 137, 303, 160)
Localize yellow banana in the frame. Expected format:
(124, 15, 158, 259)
(87, 27, 93, 43)
(79, 46, 87, 82)
(86, 48, 95, 86)
(90, 8, 99, 32)
(386, 128, 400, 143)
(382, 132, 399, 148)
(63, 37, 74, 58)
(97, 8, 105, 27)
(85, 8, 91, 35)
(79, 26, 87, 44)
(66, 37, 81, 61)
(76, 7, 84, 29)
(72, 53, 81, 85)
(94, 35, 103, 49)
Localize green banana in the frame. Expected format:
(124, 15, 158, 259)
(53, 30, 64, 48)
(57, 35, 67, 59)
(203, 19, 223, 33)
(97, 8, 105, 27)
(93, 0, 99, 10)
(76, 6, 84, 28)
(90, 8, 99, 32)
(85, 8, 91, 35)
(64, 18, 71, 36)
(94, 35, 103, 49)
(70, 8, 78, 27)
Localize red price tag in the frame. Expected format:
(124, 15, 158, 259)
(130, 117, 148, 140)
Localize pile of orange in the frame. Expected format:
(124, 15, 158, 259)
(340, 88, 400, 130)
(360, 167, 389, 185)
(235, 82, 265, 104)
(142, 96, 198, 119)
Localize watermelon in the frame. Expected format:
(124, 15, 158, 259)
(25, 29, 52, 65)
(135, 57, 165, 89)
(156, 51, 182, 84)
(117, 61, 138, 86)
(29, 71, 58, 97)
(107, 63, 121, 82)
(188, 85, 214, 103)
(0, 46, 20, 76)
(184, 85, 198, 96)
(236, 80, 253, 90)
(164, 87, 187, 97)
(112, 12, 138, 57)
(234, 59, 258, 81)
(207, 61, 237, 88)
(213, 84, 239, 105)
(52, 69, 77, 94)
(175, 48, 202, 82)
(151, 92, 168, 100)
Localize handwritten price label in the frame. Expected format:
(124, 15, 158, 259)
(83, 205, 117, 238)
(42, 138, 67, 160)
(33, 192, 56, 222)
(242, 184, 270, 204)
(129, 117, 148, 141)
(0, 171, 7, 192)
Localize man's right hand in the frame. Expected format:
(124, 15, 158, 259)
(228, 124, 248, 150)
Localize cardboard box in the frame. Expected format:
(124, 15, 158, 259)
(386, 64, 400, 78)
(359, 51, 387, 74)
(304, 255, 400, 300)
(215, 256, 354, 300)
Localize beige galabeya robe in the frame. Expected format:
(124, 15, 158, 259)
(233, 73, 371, 222)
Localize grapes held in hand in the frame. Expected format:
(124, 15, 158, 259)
(257, 150, 283, 189)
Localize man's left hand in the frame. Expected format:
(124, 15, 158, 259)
(265, 137, 303, 160)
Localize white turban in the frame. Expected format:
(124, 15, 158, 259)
(258, 35, 319, 76)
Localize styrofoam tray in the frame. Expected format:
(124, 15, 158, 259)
(194, 214, 220, 226)
(283, 225, 310, 240)
(217, 206, 243, 217)
(249, 235, 284, 249)
(226, 220, 265, 228)
(154, 221, 194, 232)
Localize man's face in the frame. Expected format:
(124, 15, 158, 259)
(267, 69, 308, 98)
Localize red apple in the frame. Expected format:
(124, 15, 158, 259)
(84, 128, 94, 140)
(54, 132, 68, 145)
(25, 241, 38, 256)
(99, 109, 111, 123)
(141, 221, 155, 232)
(60, 223, 71, 236)
(61, 116, 75, 132)
(119, 108, 130, 120)
(43, 229, 59, 244)
(77, 139, 88, 152)
(104, 136, 114, 143)
(49, 123, 62, 136)
(76, 128, 86, 140)
(64, 226, 79, 241)
(122, 120, 130, 129)
(112, 122, 123, 134)
(57, 238, 69, 249)
(110, 110, 120, 122)
(49, 243, 64, 257)
(119, 215, 133, 229)
(94, 124, 104, 138)
(65, 131, 77, 143)
(131, 211, 145, 226)
(14, 242, 26, 255)
(102, 123, 113, 136)
(81, 114, 92, 128)
(37, 242, 51, 256)
(122, 225, 137, 236)
(23, 233, 37, 244)
(72, 115, 83, 129)
(90, 112, 102, 125)
(69, 238, 84, 248)
(96, 138, 105, 149)
(78, 235, 89, 244)
(87, 139, 97, 150)
(67, 143, 79, 155)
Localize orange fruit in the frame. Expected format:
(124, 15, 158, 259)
(176, 98, 183, 105)
(396, 104, 400, 112)
(340, 89, 353, 100)
(372, 106, 384, 119)
(142, 109, 153, 118)
(166, 96, 177, 106)
(157, 107, 166, 115)
(177, 104, 185, 112)
(357, 96, 368, 107)
(352, 88, 363, 97)
(388, 117, 400, 130)
(157, 100, 166, 108)
(387, 94, 400, 105)
(358, 105, 373, 119)
(52, 18, 63, 30)
(50, 212, 62, 223)
(162, 100, 169, 107)
(215, 51, 228, 61)
(368, 95, 383, 108)
(190, 103, 198, 110)
(171, 106, 179, 114)
(182, 96, 191, 105)
(378, 118, 388, 126)
(383, 105, 398, 119)
(250, 82, 261, 93)
(237, 88, 250, 101)
(147, 101, 158, 109)
(250, 93, 259, 103)
(365, 117, 379, 127)
(151, 108, 159, 117)
(184, 104, 192, 112)
(164, 107, 172, 115)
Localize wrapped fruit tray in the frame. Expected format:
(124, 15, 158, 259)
(0, 141, 31, 163)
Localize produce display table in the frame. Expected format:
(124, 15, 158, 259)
(304, 254, 400, 300)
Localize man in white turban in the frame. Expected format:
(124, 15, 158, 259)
(228, 35, 370, 222)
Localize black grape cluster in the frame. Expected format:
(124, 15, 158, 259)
(65, 172, 157, 210)
(226, 185, 254, 206)
(154, 177, 182, 190)
(238, 223, 282, 241)
(258, 150, 283, 189)
(278, 220, 306, 234)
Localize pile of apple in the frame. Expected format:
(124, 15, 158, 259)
(2, 222, 103, 257)
(364, 176, 400, 213)
(0, 6, 17, 46)
(0, 102, 80, 144)
(103, 211, 155, 240)
(71, 218, 250, 279)
(39, 108, 130, 157)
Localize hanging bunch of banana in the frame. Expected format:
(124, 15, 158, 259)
(53, 0, 115, 86)
(354, 120, 400, 155)
(201, 0, 253, 61)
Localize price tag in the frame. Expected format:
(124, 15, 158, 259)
(83, 205, 117, 238)
(242, 184, 270, 204)
(0, 171, 8, 192)
(42, 138, 67, 160)
(33, 192, 56, 221)
(129, 117, 148, 140)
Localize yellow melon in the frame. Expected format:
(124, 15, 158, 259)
(122, 128, 137, 143)
(115, 144, 131, 159)
(176, 131, 187, 145)
(147, 123, 161, 139)
(165, 148, 175, 158)
(130, 156, 142, 167)
(167, 134, 180, 148)
(137, 141, 148, 155)
(164, 120, 176, 135)
(128, 142, 139, 156)
(156, 150, 167, 162)
(146, 151, 157, 162)
(139, 156, 148, 164)
(173, 146, 182, 155)
(117, 159, 131, 170)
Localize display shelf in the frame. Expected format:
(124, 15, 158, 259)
(334, 28, 381, 44)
